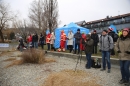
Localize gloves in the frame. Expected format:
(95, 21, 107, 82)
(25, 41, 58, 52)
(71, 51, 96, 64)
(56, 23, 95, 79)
(99, 49, 102, 52)
(117, 50, 121, 53)
(125, 51, 130, 54)
(109, 49, 112, 52)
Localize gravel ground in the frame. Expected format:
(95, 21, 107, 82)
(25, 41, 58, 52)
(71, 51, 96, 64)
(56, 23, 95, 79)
(0, 51, 124, 86)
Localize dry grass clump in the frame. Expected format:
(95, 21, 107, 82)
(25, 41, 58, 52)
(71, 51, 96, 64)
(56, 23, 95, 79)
(21, 49, 45, 64)
(42, 69, 102, 86)
(5, 49, 56, 68)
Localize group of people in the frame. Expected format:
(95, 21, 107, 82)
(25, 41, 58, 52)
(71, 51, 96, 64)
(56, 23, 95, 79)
(18, 27, 130, 86)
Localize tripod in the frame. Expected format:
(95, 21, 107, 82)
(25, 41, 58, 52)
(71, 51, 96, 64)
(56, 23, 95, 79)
(74, 42, 85, 72)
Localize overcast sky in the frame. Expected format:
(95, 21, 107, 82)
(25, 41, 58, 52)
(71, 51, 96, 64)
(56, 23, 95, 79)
(4, 0, 130, 27)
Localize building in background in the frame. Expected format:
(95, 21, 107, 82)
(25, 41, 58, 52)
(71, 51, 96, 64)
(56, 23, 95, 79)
(76, 13, 130, 33)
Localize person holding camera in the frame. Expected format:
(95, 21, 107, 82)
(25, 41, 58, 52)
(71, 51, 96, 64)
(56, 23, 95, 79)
(83, 34, 94, 69)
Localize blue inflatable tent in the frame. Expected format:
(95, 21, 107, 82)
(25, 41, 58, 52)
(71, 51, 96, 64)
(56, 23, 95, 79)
(109, 24, 117, 34)
(54, 22, 89, 48)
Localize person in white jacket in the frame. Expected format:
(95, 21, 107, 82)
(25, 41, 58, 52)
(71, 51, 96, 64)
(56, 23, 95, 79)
(67, 30, 74, 53)
(50, 32, 56, 51)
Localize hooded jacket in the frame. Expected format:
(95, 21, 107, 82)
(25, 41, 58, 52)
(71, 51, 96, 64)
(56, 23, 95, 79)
(83, 34, 94, 54)
(74, 32, 82, 44)
(99, 34, 114, 51)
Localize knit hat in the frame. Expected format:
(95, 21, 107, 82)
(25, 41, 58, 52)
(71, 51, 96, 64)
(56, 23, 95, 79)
(123, 28, 129, 33)
(77, 29, 80, 31)
(103, 30, 108, 33)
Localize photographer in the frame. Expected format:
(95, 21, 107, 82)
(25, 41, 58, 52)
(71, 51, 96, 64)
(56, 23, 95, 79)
(83, 34, 94, 69)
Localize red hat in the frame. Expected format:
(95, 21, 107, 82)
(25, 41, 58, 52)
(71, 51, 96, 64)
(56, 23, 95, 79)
(93, 30, 96, 32)
(123, 28, 129, 33)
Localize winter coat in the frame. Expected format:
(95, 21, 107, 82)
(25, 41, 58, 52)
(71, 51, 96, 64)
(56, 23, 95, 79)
(33, 34, 38, 42)
(28, 35, 32, 42)
(108, 31, 116, 42)
(74, 32, 82, 44)
(50, 34, 55, 44)
(19, 39, 24, 46)
(67, 32, 74, 45)
(99, 34, 114, 51)
(83, 38, 94, 54)
(39, 36, 44, 45)
(115, 37, 130, 60)
(91, 33, 99, 45)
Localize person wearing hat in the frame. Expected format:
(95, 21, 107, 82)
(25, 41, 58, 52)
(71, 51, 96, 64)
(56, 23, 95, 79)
(74, 29, 82, 54)
(91, 30, 99, 54)
(83, 34, 94, 69)
(116, 28, 130, 86)
(99, 30, 114, 73)
(108, 27, 118, 56)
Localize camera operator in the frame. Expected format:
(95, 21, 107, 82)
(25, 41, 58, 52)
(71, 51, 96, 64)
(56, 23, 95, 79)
(82, 34, 94, 69)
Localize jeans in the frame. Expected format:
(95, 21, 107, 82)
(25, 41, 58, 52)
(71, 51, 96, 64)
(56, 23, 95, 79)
(47, 43, 50, 50)
(101, 51, 111, 69)
(120, 60, 130, 81)
(75, 43, 80, 54)
(86, 53, 92, 68)
(34, 42, 38, 48)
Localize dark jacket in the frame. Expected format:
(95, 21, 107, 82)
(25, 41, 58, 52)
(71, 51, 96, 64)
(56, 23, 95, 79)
(108, 31, 115, 41)
(39, 36, 44, 45)
(91, 33, 99, 45)
(83, 35, 94, 54)
(74, 32, 82, 44)
(19, 39, 24, 46)
(34, 34, 38, 42)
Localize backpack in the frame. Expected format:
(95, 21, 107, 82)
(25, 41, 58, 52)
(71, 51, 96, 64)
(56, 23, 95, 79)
(91, 58, 101, 68)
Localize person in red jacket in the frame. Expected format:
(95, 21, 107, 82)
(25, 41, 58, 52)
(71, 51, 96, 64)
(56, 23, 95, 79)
(80, 33, 87, 51)
(28, 34, 32, 48)
(46, 32, 51, 50)
(58, 30, 67, 52)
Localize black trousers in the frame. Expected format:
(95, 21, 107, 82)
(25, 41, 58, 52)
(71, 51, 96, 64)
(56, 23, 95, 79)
(68, 45, 73, 53)
(51, 44, 56, 51)
(93, 45, 97, 54)
(47, 43, 50, 50)
(75, 43, 80, 54)
(41, 44, 44, 49)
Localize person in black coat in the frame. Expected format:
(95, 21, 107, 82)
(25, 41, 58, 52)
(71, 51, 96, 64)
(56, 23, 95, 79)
(91, 30, 99, 54)
(74, 29, 82, 54)
(108, 28, 115, 55)
(39, 33, 44, 49)
(33, 33, 38, 48)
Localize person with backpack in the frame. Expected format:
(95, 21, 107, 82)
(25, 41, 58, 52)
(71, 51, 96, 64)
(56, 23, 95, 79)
(115, 28, 130, 86)
(91, 30, 99, 54)
(82, 34, 94, 69)
(99, 30, 114, 73)
(108, 28, 118, 55)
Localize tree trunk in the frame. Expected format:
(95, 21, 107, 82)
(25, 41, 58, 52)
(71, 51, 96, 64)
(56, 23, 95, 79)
(0, 30, 4, 43)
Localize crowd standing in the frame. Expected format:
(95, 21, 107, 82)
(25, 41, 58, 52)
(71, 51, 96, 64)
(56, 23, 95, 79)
(17, 27, 130, 86)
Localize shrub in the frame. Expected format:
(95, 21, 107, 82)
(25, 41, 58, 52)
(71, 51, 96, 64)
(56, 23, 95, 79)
(21, 49, 45, 64)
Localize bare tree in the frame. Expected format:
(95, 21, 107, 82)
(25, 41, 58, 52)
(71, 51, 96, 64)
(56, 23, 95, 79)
(43, 0, 59, 33)
(0, 1, 14, 42)
(28, 0, 59, 34)
(29, 0, 43, 30)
